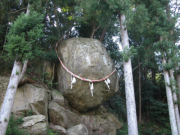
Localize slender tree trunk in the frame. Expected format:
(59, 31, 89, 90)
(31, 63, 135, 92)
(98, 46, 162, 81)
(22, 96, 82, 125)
(90, 21, 100, 38)
(162, 57, 178, 135)
(54, 5, 60, 38)
(169, 69, 180, 135)
(0, 61, 22, 135)
(177, 73, 180, 111)
(138, 55, 141, 123)
(120, 14, 138, 135)
(99, 27, 107, 42)
(152, 69, 156, 84)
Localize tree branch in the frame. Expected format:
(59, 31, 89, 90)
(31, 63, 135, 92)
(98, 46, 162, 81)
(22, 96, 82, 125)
(133, 62, 143, 72)
(9, 8, 27, 14)
(18, 60, 28, 84)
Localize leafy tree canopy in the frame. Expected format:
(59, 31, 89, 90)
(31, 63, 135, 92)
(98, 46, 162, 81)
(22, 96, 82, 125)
(4, 10, 44, 62)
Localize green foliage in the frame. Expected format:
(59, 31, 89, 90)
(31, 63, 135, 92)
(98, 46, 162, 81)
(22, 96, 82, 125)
(25, 110, 33, 116)
(47, 127, 58, 135)
(149, 99, 169, 124)
(6, 115, 29, 135)
(162, 62, 173, 71)
(4, 10, 44, 62)
(43, 49, 58, 63)
(138, 122, 171, 135)
(16, 70, 19, 75)
(117, 124, 128, 135)
(120, 46, 137, 62)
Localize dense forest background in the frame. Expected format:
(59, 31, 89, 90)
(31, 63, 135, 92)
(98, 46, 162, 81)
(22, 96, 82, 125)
(0, 0, 180, 134)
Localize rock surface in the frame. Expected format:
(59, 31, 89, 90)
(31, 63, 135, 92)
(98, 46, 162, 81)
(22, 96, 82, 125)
(19, 115, 47, 135)
(49, 95, 123, 135)
(49, 101, 81, 129)
(12, 84, 48, 121)
(57, 38, 119, 111)
(67, 124, 88, 135)
(22, 115, 46, 127)
(20, 122, 47, 135)
(49, 124, 67, 135)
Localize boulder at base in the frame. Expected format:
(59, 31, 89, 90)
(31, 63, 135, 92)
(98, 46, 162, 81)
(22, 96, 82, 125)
(12, 84, 48, 121)
(57, 38, 119, 111)
(67, 124, 88, 135)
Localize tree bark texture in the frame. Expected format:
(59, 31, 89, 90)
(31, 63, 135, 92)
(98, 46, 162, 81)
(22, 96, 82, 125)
(99, 27, 107, 42)
(138, 55, 141, 123)
(0, 61, 22, 135)
(162, 57, 178, 135)
(177, 73, 180, 111)
(120, 14, 138, 135)
(169, 69, 180, 135)
(18, 60, 28, 84)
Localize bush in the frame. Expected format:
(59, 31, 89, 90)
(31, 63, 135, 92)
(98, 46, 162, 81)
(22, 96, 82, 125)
(6, 116, 29, 135)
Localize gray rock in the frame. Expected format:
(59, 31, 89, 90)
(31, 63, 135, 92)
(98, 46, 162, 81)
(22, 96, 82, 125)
(48, 101, 81, 129)
(49, 124, 67, 135)
(67, 124, 88, 135)
(57, 38, 119, 111)
(12, 84, 48, 122)
(22, 115, 46, 127)
(19, 115, 47, 135)
(20, 122, 47, 135)
(51, 89, 69, 107)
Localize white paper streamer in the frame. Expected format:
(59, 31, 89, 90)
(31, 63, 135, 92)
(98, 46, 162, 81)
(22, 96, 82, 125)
(71, 75, 76, 89)
(104, 78, 110, 89)
(89, 82, 94, 96)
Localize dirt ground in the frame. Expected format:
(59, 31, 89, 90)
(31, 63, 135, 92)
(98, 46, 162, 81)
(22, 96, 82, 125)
(0, 76, 9, 109)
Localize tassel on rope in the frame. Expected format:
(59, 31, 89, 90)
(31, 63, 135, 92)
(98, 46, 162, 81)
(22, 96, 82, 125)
(71, 75, 76, 89)
(89, 82, 94, 96)
(104, 78, 111, 89)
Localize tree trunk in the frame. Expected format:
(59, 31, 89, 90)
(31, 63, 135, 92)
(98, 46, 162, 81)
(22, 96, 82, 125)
(90, 21, 100, 38)
(176, 69, 180, 111)
(152, 69, 156, 84)
(162, 57, 178, 135)
(169, 69, 180, 134)
(138, 55, 141, 123)
(99, 27, 107, 42)
(120, 14, 138, 135)
(0, 61, 22, 135)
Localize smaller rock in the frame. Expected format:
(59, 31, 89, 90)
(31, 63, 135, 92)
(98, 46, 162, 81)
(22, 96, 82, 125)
(49, 101, 81, 129)
(49, 123, 67, 135)
(52, 90, 69, 107)
(67, 124, 88, 135)
(22, 115, 46, 127)
(95, 105, 107, 115)
(22, 122, 47, 135)
(107, 113, 123, 129)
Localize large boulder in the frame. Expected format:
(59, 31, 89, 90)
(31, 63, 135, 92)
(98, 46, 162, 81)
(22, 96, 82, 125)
(57, 38, 119, 111)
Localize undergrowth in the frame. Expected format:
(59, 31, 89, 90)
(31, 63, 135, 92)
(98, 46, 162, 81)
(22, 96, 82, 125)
(6, 115, 28, 135)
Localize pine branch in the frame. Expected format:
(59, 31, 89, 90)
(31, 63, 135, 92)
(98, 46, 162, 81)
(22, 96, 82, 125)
(9, 8, 27, 14)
